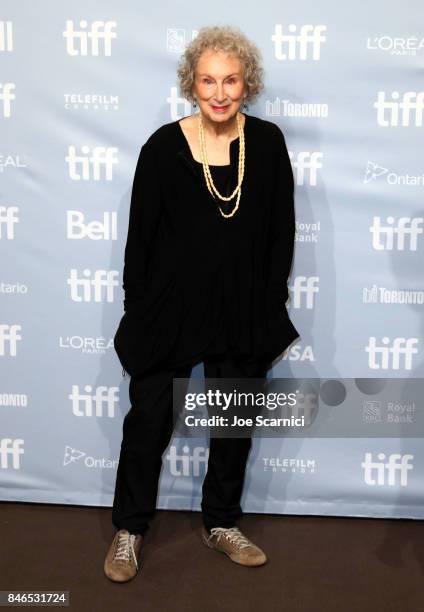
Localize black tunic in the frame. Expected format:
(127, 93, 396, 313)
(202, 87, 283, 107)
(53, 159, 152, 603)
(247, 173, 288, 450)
(114, 113, 301, 378)
(192, 159, 234, 362)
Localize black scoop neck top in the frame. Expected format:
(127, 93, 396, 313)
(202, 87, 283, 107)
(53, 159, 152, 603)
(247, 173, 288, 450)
(113, 113, 301, 379)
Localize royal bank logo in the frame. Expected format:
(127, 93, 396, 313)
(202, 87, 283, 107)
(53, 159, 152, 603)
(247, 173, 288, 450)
(0, 21, 13, 52)
(374, 91, 424, 127)
(272, 24, 327, 60)
(66, 146, 119, 180)
(63, 20, 117, 56)
(362, 400, 382, 423)
(296, 220, 320, 243)
(362, 452, 413, 486)
(166, 28, 198, 53)
(369, 216, 423, 250)
(366, 337, 418, 370)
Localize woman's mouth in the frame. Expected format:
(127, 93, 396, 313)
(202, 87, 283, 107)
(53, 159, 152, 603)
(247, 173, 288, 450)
(211, 105, 229, 112)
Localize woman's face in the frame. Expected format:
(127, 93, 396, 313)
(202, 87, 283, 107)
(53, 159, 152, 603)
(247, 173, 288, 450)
(192, 49, 246, 124)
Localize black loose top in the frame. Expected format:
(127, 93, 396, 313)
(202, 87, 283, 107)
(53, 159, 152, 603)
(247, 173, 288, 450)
(114, 113, 301, 378)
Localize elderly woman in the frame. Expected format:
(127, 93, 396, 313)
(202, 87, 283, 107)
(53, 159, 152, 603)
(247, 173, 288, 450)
(105, 25, 300, 582)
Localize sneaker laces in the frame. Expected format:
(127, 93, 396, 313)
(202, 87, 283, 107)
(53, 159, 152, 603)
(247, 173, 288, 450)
(208, 527, 252, 550)
(113, 530, 138, 569)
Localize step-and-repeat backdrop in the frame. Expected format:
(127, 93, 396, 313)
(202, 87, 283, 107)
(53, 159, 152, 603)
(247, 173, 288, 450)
(1, 2, 423, 520)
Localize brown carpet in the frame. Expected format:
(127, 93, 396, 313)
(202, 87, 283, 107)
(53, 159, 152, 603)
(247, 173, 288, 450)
(1, 501, 423, 611)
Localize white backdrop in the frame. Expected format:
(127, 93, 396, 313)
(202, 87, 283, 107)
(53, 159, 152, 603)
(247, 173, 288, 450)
(1, 2, 423, 519)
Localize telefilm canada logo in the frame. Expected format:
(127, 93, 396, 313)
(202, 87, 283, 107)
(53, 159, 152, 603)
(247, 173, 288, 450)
(262, 456, 316, 474)
(64, 93, 119, 111)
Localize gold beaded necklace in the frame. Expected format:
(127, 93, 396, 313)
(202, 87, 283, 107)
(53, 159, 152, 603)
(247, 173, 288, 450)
(198, 111, 245, 218)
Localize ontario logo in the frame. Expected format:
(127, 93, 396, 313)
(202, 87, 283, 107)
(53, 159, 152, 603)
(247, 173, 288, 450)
(63, 445, 118, 468)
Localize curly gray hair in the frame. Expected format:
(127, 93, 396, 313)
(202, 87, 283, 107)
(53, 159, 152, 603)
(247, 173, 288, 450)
(177, 25, 265, 105)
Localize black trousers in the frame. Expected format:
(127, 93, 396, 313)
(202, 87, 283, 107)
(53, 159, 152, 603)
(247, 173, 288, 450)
(111, 352, 270, 536)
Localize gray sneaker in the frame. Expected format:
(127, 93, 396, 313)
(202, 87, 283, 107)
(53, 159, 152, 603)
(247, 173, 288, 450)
(104, 529, 143, 582)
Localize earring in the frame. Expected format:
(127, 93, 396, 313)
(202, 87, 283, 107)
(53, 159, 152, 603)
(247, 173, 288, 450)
(192, 97, 197, 108)
(243, 98, 248, 110)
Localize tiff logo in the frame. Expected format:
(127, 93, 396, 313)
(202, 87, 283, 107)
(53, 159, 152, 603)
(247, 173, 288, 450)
(67, 211, 117, 240)
(0, 324, 22, 356)
(271, 24, 327, 60)
(289, 151, 323, 186)
(290, 276, 319, 309)
(167, 86, 193, 120)
(366, 337, 418, 370)
(67, 269, 119, 302)
(70, 384, 119, 417)
(0, 206, 19, 239)
(63, 20, 117, 56)
(65, 145, 118, 180)
(0, 439, 24, 469)
(0, 21, 13, 52)
(0, 82, 15, 118)
(166, 445, 209, 477)
(362, 452, 413, 486)
(374, 91, 424, 127)
(369, 216, 423, 251)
